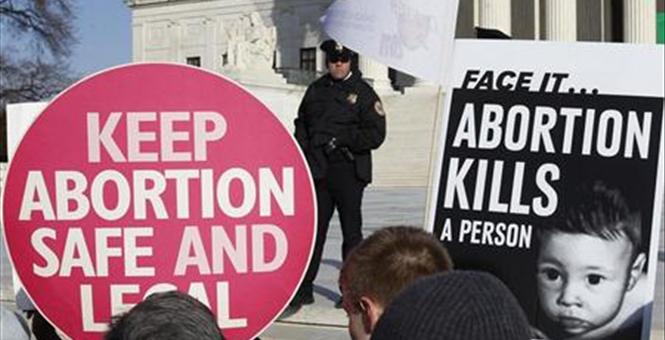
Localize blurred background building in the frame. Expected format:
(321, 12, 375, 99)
(124, 0, 664, 90)
(121, 0, 664, 187)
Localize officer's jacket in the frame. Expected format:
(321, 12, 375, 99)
(294, 70, 386, 182)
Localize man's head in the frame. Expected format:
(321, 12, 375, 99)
(370, 271, 532, 340)
(339, 226, 453, 340)
(105, 291, 225, 340)
(320, 39, 354, 80)
(536, 181, 646, 337)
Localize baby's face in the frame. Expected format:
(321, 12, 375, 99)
(536, 232, 632, 336)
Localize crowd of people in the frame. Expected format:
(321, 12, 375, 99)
(111, 226, 535, 340)
(1, 226, 533, 340)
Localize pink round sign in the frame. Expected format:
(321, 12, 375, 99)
(2, 63, 316, 340)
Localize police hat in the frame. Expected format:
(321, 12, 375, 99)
(320, 39, 355, 60)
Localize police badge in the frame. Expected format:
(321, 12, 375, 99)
(347, 93, 358, 104)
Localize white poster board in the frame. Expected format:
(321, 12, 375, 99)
(5, 102, 47, 304)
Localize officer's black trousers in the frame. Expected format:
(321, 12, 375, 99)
(299, 160, 366, 298)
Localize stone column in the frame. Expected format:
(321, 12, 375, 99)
(478, 0, 512, 35)
(543, 0, 577, 41)
(534, 0, 541, 40)
(358, 56, 392, 92)
(131, 22, 145, 62)
(204, 18, 215, 70)
(169, 20, 181, 62)
(623, 0, 656, 43)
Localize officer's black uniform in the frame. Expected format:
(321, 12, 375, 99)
(291, 40, 386, 308)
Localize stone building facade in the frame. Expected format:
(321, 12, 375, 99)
(122, 0, 662, 187)
(125, 0, 661, 88)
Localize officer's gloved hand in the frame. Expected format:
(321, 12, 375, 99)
(333, 129, 353, 149)
(324, 137, 337, 154)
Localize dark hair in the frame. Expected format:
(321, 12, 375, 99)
(541, 181, 642, 259)
(339, 226, 453, 311)
(105, 291, 225, 340)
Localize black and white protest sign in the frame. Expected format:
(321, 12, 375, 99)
(428, 40, 664, 340)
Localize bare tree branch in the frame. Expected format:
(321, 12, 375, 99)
(0, 0, 79, 160)
(0, 52, 74, 108)
(0, 0, 77, 57)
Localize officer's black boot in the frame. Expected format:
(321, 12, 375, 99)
(278, 289, 314, 320)
(334, 297, 343, 309)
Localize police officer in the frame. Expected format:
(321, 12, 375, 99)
(284, 39, 386, 315)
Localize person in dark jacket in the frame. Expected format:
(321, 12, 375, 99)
(283, 39, 386, 317)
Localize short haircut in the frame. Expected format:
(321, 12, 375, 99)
(105, 291, 225, 340)
(541, 181, 642, 259)
(339, 226, 453, 311)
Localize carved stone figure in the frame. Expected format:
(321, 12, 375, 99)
(224, 12, 276, 71)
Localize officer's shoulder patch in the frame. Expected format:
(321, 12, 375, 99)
(374, 100, 386, 116)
